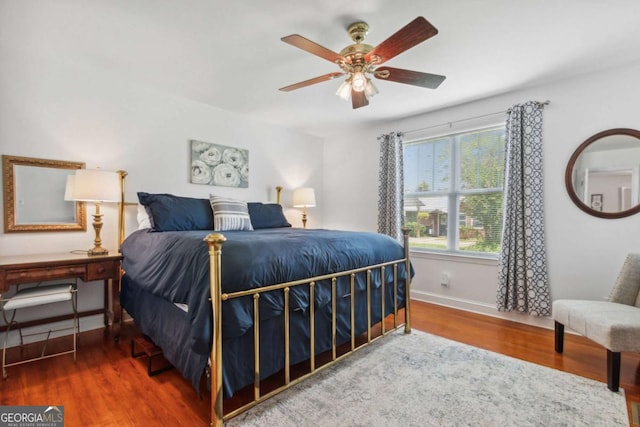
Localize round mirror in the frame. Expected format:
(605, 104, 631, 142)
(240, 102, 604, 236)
(565, 128, 640, 219)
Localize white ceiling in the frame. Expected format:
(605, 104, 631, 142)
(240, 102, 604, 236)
(4, 0, 640, 138)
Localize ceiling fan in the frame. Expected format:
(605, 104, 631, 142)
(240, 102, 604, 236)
(279, 16, 446, 109)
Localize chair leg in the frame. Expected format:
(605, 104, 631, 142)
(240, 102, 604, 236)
(2, 310, 17, 380)
(607, 350, 621, 392)
(2, 324, 9, 379)
(554, 321, 564, 353)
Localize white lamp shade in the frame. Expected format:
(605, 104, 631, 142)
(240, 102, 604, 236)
(64, 175, 77, 201)
(364, 78, 378, 99)
(66, 169, 120, 202)
(293, 187, 316, 208)
(336, 79, 351, 100)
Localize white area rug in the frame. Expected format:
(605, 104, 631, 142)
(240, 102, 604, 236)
(226, 329, 628, 427)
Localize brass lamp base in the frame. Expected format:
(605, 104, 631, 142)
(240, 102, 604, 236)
(87, 202, 108, 256)
(87, 246, 109, 256)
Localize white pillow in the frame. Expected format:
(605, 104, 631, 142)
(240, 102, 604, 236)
(136, 204, 152, 230)
(209, 195, 253, 231)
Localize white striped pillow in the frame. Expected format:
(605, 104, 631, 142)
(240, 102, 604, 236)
(209, 195, 253, 231)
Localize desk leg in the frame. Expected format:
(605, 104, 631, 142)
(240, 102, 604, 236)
(111, 277, 122, 325)
(110, 273, 122, 341)
(104, 279, 111, 326)
(104, 278, 121, 327)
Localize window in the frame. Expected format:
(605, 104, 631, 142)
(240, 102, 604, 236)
(404, 125, 505, 255)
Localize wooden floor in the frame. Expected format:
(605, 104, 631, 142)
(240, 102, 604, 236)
(1, 300, 637, 426)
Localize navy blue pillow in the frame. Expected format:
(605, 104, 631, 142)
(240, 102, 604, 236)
(138, 192, 214, 231)
(247, 202, 291, 229)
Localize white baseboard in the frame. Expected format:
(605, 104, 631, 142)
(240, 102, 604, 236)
(411, 290, 555, 330)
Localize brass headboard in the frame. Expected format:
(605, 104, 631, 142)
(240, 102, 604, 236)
(117, 170, 128, 249)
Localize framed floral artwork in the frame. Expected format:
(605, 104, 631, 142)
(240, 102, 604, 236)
(190, 140, 249, 188)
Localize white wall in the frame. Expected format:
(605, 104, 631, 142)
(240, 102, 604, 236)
(323, 61, 640, 328)
(3, 12, 640, 340)
(0, 43, 324, 343)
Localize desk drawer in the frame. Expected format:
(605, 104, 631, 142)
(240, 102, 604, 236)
(87, 261, 117, 281)
(6, 265, 86, 283)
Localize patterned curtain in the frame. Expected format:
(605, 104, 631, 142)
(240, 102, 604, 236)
(377, 131, 405, 242)
(496, 102, 551, 316)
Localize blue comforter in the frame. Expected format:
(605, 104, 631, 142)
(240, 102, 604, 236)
(121, 228, 409, 355)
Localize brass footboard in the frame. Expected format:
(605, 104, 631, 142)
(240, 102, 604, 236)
(204, 228, 412, 427)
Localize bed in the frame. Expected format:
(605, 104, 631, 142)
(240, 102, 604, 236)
(118, 188, 412, 426)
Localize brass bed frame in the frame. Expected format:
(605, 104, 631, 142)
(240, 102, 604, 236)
(117, 180, 412, 427)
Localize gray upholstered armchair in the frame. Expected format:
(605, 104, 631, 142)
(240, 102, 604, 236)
(553, 253, 640, 391)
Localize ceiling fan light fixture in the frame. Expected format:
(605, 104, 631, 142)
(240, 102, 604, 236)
(281, 17, 444, 109)
(364, 78, 378, 99)
(336, 79, 352, 100)
(351, 71, 367, 92)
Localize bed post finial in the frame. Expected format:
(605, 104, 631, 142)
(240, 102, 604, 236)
(275, 186, 283, 205)
(204, 233, 227, 247)
(401, 227, 411, 334)
(204, 233, 226, 427)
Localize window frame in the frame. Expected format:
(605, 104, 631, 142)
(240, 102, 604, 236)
(403, 123, 506, 259)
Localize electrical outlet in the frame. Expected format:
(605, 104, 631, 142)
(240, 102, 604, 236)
(440, 273, 450, 287)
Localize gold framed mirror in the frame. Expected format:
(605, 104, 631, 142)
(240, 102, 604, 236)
(2, 155, 87, 232)
(565, 128, 640, 219)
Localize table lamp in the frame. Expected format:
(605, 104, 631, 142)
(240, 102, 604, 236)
(292, 187, 316, 229)
(65, 169, 120, 256)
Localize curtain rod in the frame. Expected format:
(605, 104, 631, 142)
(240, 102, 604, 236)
(403, 100, 550, 136)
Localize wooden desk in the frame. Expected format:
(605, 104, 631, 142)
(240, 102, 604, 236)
(0, 252, 122, 332)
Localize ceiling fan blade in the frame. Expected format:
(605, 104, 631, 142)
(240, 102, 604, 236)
(365, 17, 438, 65)
(351, 89, 369, 109)
(279, 72, 345, 92)
(374, 66, 446, 89)
(281, 34, 343, 63)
